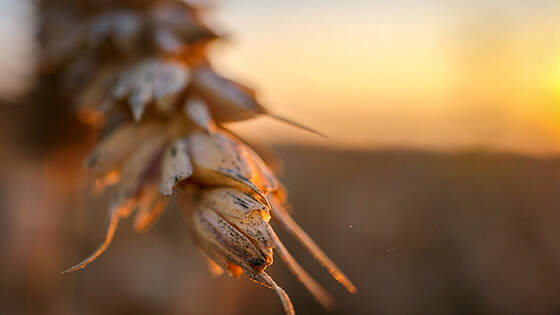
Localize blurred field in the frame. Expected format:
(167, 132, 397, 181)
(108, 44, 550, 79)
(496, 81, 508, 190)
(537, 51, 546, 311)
(1, 1, 559, 314)
(2, 145, 560, 314)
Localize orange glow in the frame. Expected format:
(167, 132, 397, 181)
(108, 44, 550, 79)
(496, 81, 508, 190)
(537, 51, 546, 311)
(227, 262, 243, 278)
(78, 107, 106, 129)
(118, 199, 137, 218)
(212, 1, 560, 156)
(207, 258, 224, 277)
(134, 197, 168, 232)
(260, 210, 271, 222)
(93, 169, 121, 194)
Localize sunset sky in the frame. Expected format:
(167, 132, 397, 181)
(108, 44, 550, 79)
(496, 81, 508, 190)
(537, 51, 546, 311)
(210, 0, 560, 155)
(1, 0, 560, 155)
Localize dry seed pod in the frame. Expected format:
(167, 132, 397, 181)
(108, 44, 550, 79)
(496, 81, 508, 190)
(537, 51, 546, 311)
(226, 212, 274, 253)
(150, 3, 219, 43)
(218, 129, 285, 196)
(187, 131, 268, 205)
(159, 138, 193, 196)
(54, 1, 353, 314)
(198, 188, 267, 220)
(43, 2, 217, 74)
(191, 65, 324, 136)
(194, 152, 352, 307)
(87, 10, 143, 54)
(134, 188, 169, 232)
(62, 133, 167, 274)
(183, 97, 216, 133)
(153, 27, 186, 54)
(241, 142, 281, 194)
(112, 59, 156, 119)
(191, 65, 265, 123)
(86, 122, 161, 175)
(199, 188, 273, 250)
(109, 133, 167, 210)
(242, 138, 285, 176)
(191, 206, 272, 271)
(152, 61, 191, 113)
(76, 66, 121, 126)
(188, 206, 292, 309)
(194, 187, 335, 310)
(112, 59, 190, 121)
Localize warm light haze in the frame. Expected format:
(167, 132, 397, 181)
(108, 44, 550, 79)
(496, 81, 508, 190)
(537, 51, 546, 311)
(210, 0, 560, 155)
(0, 0, 559, 154)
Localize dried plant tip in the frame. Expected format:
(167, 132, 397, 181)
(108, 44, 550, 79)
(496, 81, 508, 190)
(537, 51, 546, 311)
(154, 27, 185, 54)
(76, 67, 120, 126)
(192, 207, 271, 271)
(153, 61, 190, 113)
(206, 258, 224, 277)
(113, 59, 189, 121)
(62, 187, 139, 274)
(109, 134, 167, 212)
(188, 132, 269, 206)
(241, 143, 281, 194)
(150, 3, 219, 43)
(267, 226, 336, 310)
(54, 2, 347, 314)
(227, 262, 244, 278)
(88, 11, 142, 53)
(92, 169, 121, 195)
(199, 188, 274, 254)
(241, 139, 285, 176)
(267, 112, 327, 138)
(78, 135, 166, 271)
(190, 65, 324, 137)
(184, 97, 216, 133)
(61, 212, 120, 274)
(251, 272, 295, 315)
(199, 188, 268, 219)
(191, 66, 265, 123)
(159, 138, 193, 196)
(134, 194, 169, 232)
(270, 197, 357, 294)
(86, 122, 159, 175)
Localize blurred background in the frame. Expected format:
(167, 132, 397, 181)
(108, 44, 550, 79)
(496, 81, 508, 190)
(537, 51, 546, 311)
(1, 0, 560, 314)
